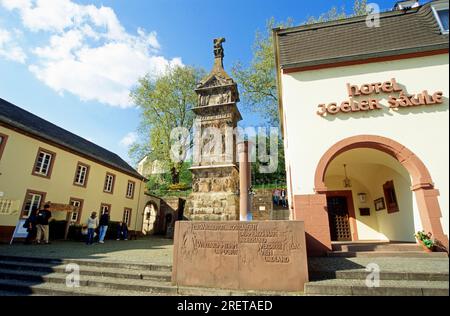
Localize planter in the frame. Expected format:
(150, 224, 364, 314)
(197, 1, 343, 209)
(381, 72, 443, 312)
(417, 239, 434, 253)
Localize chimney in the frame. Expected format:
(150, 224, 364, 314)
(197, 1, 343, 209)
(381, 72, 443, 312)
(393, 0, 420, 10)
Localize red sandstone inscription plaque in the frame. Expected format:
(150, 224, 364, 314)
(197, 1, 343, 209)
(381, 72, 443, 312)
(172, 221, 309, 292)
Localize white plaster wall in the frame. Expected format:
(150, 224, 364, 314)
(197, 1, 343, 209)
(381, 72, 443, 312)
(371, 166, 416, 242)
(282, 54, 449, 237)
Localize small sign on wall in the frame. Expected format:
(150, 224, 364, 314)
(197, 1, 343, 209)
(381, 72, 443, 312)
(359, 208, 371, 216)
(10, 219, 29, 245)
(259, 206, 266, 211)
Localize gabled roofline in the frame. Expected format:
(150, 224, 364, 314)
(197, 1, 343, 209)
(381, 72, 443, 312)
(275, 3, 423, 36)
(0, 100, 147, 182)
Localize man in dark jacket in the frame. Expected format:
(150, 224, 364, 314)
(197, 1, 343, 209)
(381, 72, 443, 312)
(98, 210, 110, 244)
(36, 204, 52, 244)
(116, 221, 128, 240)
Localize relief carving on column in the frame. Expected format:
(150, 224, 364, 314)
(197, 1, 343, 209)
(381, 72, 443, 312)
(185, 37, 242, 221)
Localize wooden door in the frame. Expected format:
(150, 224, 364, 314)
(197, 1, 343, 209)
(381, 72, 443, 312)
(327, 196, 351, 241)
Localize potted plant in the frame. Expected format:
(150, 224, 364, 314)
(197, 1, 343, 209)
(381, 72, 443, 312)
(415, 231, 435, 252)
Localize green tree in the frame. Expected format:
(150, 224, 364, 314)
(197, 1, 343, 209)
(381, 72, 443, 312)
(232, 0, 369, 126)
(130, 65, 205, 184)
(251, 134, 286, 188)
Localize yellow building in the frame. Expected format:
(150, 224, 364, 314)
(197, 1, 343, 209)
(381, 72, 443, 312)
(0, 97, 149, 242)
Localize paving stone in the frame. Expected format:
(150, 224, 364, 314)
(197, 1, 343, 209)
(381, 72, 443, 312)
(0, 237, 173, 266)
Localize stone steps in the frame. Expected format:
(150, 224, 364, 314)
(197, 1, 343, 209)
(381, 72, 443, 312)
(327, 251, 448, 258)
(309, 269, 449, 281)
(0, 255, 172, 272)
(0, 260, 172, 282)
(304, 279, 449, 296)
(0, 278, 169, 296)
(0, 269, 178, 294)
(0, 255, 295, 296)
(305, 255, 449, 296)
(332, 242, 419, 252)
(329, 242, 449, 258)
(330, 242, 441, 252)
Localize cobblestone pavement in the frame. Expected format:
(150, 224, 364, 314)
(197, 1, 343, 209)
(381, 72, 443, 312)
(0, 237, 174, 265)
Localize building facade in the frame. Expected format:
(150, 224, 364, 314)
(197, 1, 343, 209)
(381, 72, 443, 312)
(0, 98, 149, 242)
(274, 0, 449, 255)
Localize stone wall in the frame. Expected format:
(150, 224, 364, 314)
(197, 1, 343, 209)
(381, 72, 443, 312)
(184, 192, 239, 221)
(251, 189, 272, 220)
(251, 189, 290, 221)
(159, 196, 186, 238)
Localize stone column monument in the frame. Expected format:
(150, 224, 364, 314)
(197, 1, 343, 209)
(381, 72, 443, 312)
(184, 38, 242, 221)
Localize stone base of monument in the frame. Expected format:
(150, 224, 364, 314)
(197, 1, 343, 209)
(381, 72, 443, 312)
(172, 221, 309, 292)
(184, 192, 240, 221)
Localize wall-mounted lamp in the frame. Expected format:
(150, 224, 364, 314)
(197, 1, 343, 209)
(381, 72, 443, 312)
(358, 193, 367, 203)
(343, 164, 352, 188)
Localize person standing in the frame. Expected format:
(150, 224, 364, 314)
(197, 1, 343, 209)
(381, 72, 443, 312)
(98, 210, 110, 244)
(36, 204, 52, 245)
(86, 212, 98, 245)
(24, 207, 38, 245)
(273, 189, 281, 206)
(116, 221, 128, 241)
(281, 189, 287, 208)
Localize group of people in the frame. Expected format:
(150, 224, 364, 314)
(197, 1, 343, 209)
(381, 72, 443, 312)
(23, 204, 130, 245)
(84, 211, 129, 245)
(272, 188, 288, 208)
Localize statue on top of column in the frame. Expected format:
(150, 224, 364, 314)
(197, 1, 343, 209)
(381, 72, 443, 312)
(214, 38, 225, 59)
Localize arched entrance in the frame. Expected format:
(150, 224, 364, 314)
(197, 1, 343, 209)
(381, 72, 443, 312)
(142, 201, 159, 235)
(312, 135, 448, 253)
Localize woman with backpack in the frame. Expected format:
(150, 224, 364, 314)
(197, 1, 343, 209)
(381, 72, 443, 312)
(85, 212, 99, 245)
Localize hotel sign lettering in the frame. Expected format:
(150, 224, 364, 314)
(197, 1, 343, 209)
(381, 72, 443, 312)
(317, 78, 444, 117)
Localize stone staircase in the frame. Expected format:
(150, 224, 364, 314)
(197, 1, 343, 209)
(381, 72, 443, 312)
(1, 246, 448, 296)
(0, 255, 292, 296)
(328, 241, 448, 258)
(304, 242, 449, 296)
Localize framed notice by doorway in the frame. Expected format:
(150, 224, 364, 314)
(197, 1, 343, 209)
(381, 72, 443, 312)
(374, 197, 386, 211)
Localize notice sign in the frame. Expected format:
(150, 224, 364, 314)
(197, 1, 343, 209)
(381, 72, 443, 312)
(46, 203, 78, 212)
(317, 78, 444, 117)
(10, 219, 29, 245)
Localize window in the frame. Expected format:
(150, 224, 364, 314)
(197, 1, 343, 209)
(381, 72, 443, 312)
(123, 208, 132, 226)
(103, 173, 115, 193)
(100, 203, 111, 215)
(432, 2, 449, 34)
(22, 190, 46, 218)
(73, 163, 90, 187)
(32, 148, 56, 178)
(69, 198, 83, 224)
(126, 181, 135, 199)
(0, 133, 8, 161)
(383, 180, 399, 214)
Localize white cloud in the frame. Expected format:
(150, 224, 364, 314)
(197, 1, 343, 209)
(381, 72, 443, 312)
(120, 132, 137, 147)
(0, 0, 183, 107)
(0, 28, 27, 63)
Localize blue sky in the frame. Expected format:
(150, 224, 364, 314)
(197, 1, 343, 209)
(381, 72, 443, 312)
(0, 0, 395, 165)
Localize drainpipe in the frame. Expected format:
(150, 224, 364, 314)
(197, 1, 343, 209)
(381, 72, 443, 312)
(134, 178, 144, 234)
(239, 141, 250, 221)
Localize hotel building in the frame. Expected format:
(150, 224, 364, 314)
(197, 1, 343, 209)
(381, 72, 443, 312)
(273, 0, 449, 255)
